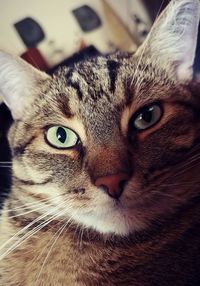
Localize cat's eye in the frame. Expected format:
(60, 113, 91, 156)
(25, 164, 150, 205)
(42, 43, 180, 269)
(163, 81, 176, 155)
(45, 126, 79, 149)
(133, 104, 163, 131)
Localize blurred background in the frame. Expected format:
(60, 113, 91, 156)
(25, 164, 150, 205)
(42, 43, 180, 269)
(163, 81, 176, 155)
(0, 0, 200, 204)
(0, 0, 170, 71)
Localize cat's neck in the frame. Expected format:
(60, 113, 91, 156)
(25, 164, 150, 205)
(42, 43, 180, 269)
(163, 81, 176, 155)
(1, 198, 200, 286)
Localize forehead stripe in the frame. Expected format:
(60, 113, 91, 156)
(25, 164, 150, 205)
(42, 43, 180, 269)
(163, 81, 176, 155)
(107, 60, 120, 94)
(67, 78, 83, 101)
(65, 69, 84, 101)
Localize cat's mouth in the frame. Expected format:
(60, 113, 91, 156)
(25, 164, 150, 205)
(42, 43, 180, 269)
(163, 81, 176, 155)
(66, 177, 189, 236)
(62, 184, 152, 236)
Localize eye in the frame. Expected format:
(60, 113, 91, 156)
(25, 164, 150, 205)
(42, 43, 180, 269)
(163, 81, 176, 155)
(133, 104, 163, 131)
(45, 126, 79, 149)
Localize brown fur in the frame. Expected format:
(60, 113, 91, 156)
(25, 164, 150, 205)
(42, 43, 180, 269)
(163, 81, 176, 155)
(1, 199, 200, 286)
(0, 0, 200, 285)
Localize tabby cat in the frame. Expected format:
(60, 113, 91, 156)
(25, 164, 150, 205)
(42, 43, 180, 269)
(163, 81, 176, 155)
(0, 0, 200, 285)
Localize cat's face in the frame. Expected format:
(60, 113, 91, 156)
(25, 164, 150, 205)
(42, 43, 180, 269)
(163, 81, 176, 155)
(1, 0, 200, 235)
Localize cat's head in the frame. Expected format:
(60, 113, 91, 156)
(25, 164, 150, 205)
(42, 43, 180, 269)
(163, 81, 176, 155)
(1, 0, 200, 236)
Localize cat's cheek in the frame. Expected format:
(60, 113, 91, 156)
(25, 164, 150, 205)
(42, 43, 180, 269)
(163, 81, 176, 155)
(120, 177, 141, 201)
(12, 160, 31, 182)
(12, 159, 53, 184)
(16, 136, 83, 183)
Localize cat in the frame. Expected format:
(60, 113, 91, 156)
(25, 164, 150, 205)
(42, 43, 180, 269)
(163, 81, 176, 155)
(0, 0, 200, 285)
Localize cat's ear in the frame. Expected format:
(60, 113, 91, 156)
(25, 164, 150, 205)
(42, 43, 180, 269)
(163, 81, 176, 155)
(0, 51, 50, 120)
(136, 0, 200, 82)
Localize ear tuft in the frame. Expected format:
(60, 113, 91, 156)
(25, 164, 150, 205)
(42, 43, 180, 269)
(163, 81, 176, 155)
(136, 0, 200, 82)
(0, 51, 50, 119)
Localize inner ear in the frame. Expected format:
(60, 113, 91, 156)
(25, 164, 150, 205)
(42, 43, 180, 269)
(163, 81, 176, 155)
(135, 0, 200, 82)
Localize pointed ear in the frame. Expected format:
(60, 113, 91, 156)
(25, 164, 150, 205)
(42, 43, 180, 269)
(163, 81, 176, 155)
(136, 0, 200, 82)
(0, 51, 50, 120)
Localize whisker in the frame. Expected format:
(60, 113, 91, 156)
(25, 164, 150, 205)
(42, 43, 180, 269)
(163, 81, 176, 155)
(0, 204, 68, 261)
(3, 193, 65, 213)
(8, 203, 56, 219)
(78, 225, 85, 249)
(6, 195, 79, 220)
(0, 166, 12, 168)
(172, 161, 200, 178)
(30, 216, 67, 267)
(35, 214, 76, 283)
(0, 200, 67, 257)
(179, 153, 200, 167)
(160, 182, 200, 189)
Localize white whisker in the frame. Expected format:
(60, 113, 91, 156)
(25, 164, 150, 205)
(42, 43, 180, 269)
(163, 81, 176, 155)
(0, 205, 67, 261)
(0, 166, 12, 168)
(8, 203, 55, 219)
(35, 214, 75, 283)
(4, 193, 65, 213)
(0, 200, 68, 260)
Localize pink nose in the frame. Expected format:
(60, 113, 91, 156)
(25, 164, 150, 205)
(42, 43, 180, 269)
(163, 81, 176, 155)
(95, 173, 130, 199)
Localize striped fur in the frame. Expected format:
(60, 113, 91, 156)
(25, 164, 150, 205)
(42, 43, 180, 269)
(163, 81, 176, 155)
(0, 0, 200, 285)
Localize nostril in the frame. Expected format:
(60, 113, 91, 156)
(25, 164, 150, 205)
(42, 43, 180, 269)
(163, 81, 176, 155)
(119, 180, 127, 191)
(95, 173, 130, 199)
(97, 181, 127, 199)
(100, 184, 121, 199)
(98, 184, 109, 194)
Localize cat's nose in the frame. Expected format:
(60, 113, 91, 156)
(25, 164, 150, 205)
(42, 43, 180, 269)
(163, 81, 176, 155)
(95, 173, 130, 199)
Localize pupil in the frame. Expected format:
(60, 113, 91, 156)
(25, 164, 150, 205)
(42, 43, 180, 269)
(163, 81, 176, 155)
(142, 109, 153, 123)
(56, 127, 67, 143)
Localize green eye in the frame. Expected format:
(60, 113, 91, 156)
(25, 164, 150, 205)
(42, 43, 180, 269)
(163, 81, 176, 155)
(133, 104, 162, 131)
(45, 126, 79, 149)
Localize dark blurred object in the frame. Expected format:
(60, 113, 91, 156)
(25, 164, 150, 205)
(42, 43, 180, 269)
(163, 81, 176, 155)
(142, 0, 170, 22)
(14, 17, 45, 48)
(194, 25, 200, 76)
(21, 48, 49, 71)
(72, 5, 102, 32)
(48, 45, 100, 74)
(0, 104, 13, 207)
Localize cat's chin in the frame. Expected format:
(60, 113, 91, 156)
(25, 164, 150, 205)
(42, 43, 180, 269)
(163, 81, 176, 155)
(71, 204, 147, 236)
